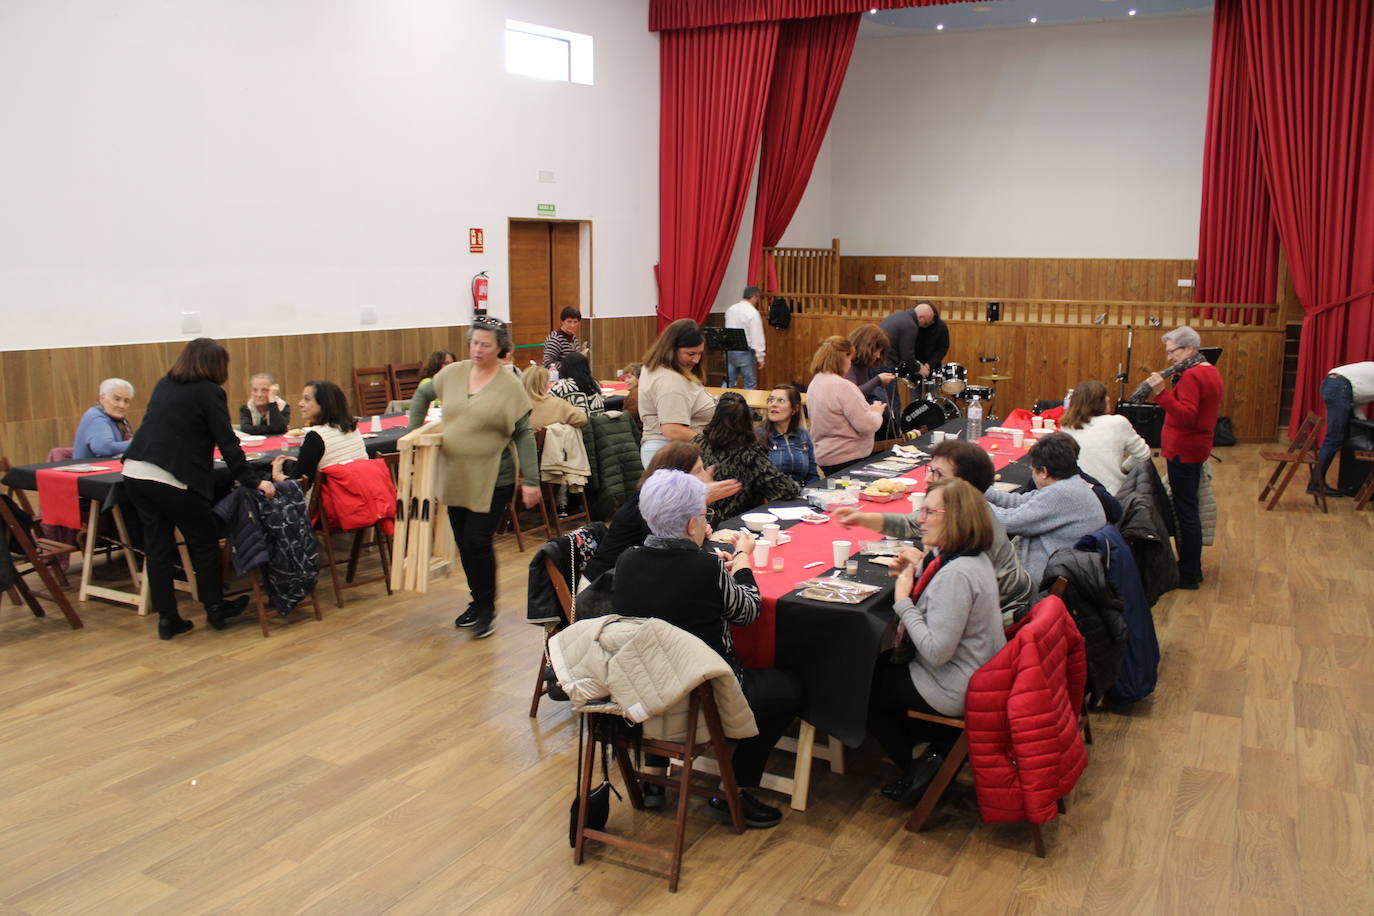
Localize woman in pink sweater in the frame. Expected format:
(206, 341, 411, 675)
(806, 336, 886, 475)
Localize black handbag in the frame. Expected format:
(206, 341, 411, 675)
(568, 715, 620, 846)
(1213, 416, 1237, 447)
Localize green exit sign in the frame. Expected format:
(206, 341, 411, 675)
(537, 203, 556, 216)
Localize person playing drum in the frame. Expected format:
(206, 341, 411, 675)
(879, 302, 950, 381)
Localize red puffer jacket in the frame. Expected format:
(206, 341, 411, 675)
(964, 596, 1087, 824)
(319, 459, 396, 536)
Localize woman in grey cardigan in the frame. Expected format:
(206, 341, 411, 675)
(867, 478, 1006, 804)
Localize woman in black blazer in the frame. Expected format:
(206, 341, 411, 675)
(123, 338, 277, 639)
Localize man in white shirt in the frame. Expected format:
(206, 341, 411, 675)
(1313, 360, 1374, 495)
(724, 285, 766, 389)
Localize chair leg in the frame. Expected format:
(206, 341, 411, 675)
(700, 690, 745, 833)
(506, 503, 525, 553)
(249, 569, 271, 638)
(612, 737, 644, 810)
(572, 722, 598, 866)
(5, 586, 20, 607)
(905, 732, 970, 833)
(669, 699, 702, 894)
(1057, 797, 1067, 814)
(828, 733, 846, 774)
(13, 577, 46, 618)
(346, 530, 365, 582)
(319, 528, 345, 608)
(1258, 462, 1286, 502)
(790, 721, 816, 812)
(1265, 460, 1304, 510)
(1030, 822, 1047, 858)
(376, 524, 393, 595)
(529, 653, 548, 718)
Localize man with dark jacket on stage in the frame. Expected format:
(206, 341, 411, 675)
(880, 301, 949, 380)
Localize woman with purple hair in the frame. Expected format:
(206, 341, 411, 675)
(612, 468, 802, 829)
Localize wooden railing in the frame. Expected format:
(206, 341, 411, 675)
(762, 292, 1280, 330)
(759, 241, 840, 296)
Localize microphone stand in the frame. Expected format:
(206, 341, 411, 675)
(1116, 326, 1134, 403)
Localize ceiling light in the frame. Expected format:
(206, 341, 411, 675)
(1128, 8, 1137, 14)
(869, 7, 877, 13)
(936, 23, 945, 30)
(1029, 17, 1038, 23)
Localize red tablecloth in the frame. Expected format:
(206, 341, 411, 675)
(215, 415, 409, 459)
(600, 380, 629, 393)
(730, 438, 1027, 669)
(35, 461, 123, 528)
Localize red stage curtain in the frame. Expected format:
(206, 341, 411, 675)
(1233, 0, 1374, 430)
(746, 14, 860, 292)
(658, 22, 780, 328)
(1194, 0, 1279, 326)
(651, 1, 960, 32)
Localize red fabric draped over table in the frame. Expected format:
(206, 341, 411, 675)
(657, 22, 780, 328)
(1194, 1, 1279, 326)
(746, 14, 860, 292)
(1199, 0, 1374, 430)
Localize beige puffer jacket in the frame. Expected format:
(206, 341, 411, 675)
(549, 615, 758, 743)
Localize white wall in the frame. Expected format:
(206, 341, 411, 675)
(0, 0, 660, 350)
(787, 14, 1213, 260)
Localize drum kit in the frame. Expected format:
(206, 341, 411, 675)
(897, 360, 1014, 434)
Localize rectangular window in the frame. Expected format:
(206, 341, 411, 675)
(505, 20, 593, 86)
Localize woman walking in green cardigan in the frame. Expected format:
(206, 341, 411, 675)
(433, 317, 540, 639)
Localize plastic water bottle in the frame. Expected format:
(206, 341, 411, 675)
(967, 396, 983, 442)
(549, 366, 559, 383)
(1064, 387, 1074, 410)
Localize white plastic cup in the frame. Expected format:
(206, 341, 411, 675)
(772, 556, 784, 572)
(1044, 418, 1056, 431)
(1031, 416, 1044, 430)
(932, 430, 945, 443)
(1011, 429, 1025, 448)
(370, 415, 382, 432)
(761, 523, 781, 546)
(754, 541, 771, 568)
(831, 540, 851, 569)
(909, 491, 925, 510)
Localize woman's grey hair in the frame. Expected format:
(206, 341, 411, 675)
(1163, 326, 1201, 350)
(250, 372, 276, 385)
(639, 469, 707, 539)
(99, 378, 133, 399)
(469, 317, 513, 355)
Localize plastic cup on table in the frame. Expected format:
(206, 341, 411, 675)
(772, 556, 784, 573)
(1011, 429, 1024, 448)
(845, 559, 859, 577)
(1044, 418, 1056, 431)
(761, 523, 781, 546)
(831, 540, 852, 569)
(1032, 416, 1044, 430)
(932, 430, 945, 443)
(910, 491, 925, 510)
(754, 540, 771, 568)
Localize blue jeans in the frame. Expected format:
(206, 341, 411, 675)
(726, 351, 757, 389)
(1315, 374, 1353, 486)
(1167, 457, 1203, 584)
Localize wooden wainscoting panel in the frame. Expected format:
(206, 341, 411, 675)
(589, 315, 658, 381)
(756, 315, 1284, 442)
(841, 256, 1202, 303)
(0, 326, 468, 466)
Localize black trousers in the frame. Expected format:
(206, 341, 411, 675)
(448, 484, 513, 617)
(124, 477, 224, 620)
(1166, 457, 1203, 584)
(867, 653, 955, 773)
(647, 667, 802, 790)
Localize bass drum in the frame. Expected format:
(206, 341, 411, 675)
(939, 363, 968, 396)
(962, 385, 994, 401)
(900, 397, 961, 434)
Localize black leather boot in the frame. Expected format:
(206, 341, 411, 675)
(206, 594, 250, 630)
(158, 615, 194, 640)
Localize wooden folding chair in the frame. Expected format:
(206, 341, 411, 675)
(387, 362, 423, 400)
(312, 462, 395, 608)
(353, 366, 392, 417)
(1353, 451, 1374, 510)
(534, 428, 591, 536)
(0, 494, 82, 629)
(1258, 411, 1325, 512)
(244, 565, 322, 637)
(573, 685, 745, 893)
(531, 552, 572, 717)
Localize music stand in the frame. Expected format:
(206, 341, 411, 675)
(703, 327, 751, 352)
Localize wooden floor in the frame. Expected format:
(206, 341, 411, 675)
(2, 445, 1371, 914)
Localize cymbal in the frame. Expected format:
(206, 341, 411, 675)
(980, 373, 1014, 381)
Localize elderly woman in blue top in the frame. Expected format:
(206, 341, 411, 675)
(73, 378, 136, 459)
(758, 384, 818, 486)
(983, 432, 1106, 586)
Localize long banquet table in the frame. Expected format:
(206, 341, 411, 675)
(723, 418, 1034, 747)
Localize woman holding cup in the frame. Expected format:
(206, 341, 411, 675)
(864, 478, 1005, 805)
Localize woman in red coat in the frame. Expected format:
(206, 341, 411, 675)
(866, 479, 1006, 804)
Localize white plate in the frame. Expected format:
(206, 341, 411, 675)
(798, 513, 830, 525)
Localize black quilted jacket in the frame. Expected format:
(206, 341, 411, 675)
(1041, 547, 1128, 701)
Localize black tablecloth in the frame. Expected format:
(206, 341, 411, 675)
(766, 418, 1032, 747)
(1, 422, 409, 509)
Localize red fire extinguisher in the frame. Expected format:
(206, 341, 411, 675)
(471, 271, 489, 316)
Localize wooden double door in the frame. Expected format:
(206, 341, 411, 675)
(508, 220, 581, 357)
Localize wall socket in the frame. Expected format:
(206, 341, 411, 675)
(927, 274, 940, 283)
(1177, 278, 1194, 287)
(360, 305, 378, 325)
(911, 274, 925, 282)
(180, 311, 201, 334)
(874, 274, 887, 282)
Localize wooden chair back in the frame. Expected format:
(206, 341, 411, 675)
(388, 362, 423, 400)
(313, 459, 396, 607)
(353, 367, 392, 417)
